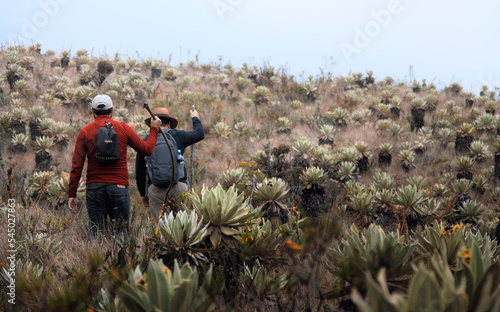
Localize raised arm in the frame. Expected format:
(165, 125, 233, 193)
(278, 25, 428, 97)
(126, 118, 161, 156)
(175, 114, 205, 150)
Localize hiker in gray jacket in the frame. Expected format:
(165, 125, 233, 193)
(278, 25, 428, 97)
(135, 107, 204, 219)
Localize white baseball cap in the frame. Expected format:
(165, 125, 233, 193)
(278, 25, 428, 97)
(91, 94, 113, 110)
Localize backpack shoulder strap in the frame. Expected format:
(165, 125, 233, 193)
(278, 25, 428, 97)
(155, 133, 167, 145)
(163, 129, 177, 143)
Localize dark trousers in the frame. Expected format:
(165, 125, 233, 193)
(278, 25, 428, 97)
(86, 184, 130, 240)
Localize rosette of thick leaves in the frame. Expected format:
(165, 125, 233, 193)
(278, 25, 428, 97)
(188, 184, 261, 248)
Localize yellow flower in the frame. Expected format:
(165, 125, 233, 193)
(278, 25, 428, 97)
(462, 249, 471, 264)
(285, 239, 302, 251)
(275, 250, 281, 256)
(453, 224, 460, 233)
(442, 226, 452, 238)
(162, 267, 170, 274)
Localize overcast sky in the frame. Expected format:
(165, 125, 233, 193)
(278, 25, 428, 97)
(2, 0, 499, 94)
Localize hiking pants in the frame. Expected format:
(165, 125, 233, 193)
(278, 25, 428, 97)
(148, 182, 189, 220)
(86, 184, 130, 240)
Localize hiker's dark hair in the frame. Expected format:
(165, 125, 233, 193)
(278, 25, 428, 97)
(93, 108, 112, 116)
(160, 118, 171, 127)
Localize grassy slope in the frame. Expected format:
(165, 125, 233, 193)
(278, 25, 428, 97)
(0, 44, 499, 311)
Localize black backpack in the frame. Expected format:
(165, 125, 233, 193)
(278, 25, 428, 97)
(145, 130, 184, 188)
(95, 121, 119, 163)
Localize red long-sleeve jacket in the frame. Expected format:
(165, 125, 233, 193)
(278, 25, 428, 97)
(68, 115, 158, 198)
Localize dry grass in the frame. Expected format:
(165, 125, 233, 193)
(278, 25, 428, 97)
(0, 44, 499, 311)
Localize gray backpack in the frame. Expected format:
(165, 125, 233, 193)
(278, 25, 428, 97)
(145, 131, 184, 188)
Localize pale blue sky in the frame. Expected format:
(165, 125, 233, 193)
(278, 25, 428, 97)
(2, 0, 499, 94)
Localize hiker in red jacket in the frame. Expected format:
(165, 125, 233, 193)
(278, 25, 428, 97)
(68, 94, 161, 240)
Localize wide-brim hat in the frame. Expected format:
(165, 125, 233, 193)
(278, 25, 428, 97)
(144, 107, 178, 129)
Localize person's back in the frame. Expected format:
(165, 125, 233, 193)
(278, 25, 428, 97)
(70, 116, 140, 185)
(68, 94, 162, 239)
(135, 106, 205, 219)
